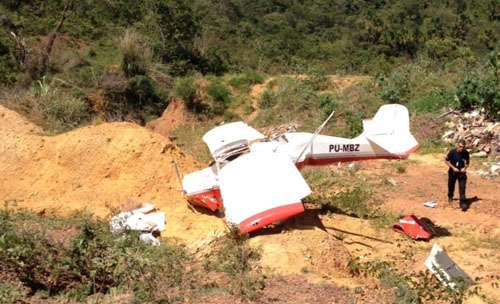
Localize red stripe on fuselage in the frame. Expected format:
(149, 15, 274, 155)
(238, 203, 305, 234)
(296, 144, 420, 168)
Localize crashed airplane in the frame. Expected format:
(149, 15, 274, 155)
(182, 104, 419, 234)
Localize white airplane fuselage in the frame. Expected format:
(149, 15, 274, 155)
(182, 104, 419, 233)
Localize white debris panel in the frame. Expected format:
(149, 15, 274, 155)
(110, 203, 166, 237)
(425, 244, 471, 289)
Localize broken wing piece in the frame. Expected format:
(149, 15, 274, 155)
(182, 166, 222, 211)
(425, 244, 471, 289)
(202, 122, 266, 162)
(219, 150, 311, 234)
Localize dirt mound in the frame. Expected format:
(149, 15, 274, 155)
(0, 105, 225, 243)
(147, 98, 189, 138)
(0, 105, 42, 134)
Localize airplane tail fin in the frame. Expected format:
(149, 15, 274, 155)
(361, 104, 419, 157)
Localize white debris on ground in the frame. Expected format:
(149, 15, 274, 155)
(442, 109, 499, 157)
(425, 244, 471, 289)
(470, 160, 500, 178)
(110, 203, 166, 246)
(423, 201, 437, 208)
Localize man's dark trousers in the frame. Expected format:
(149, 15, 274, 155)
(448, 171, 467, 206)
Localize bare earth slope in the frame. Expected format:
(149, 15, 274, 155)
(0, 105, 225, 242)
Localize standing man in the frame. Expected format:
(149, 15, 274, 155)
(445, 139, 470, 211)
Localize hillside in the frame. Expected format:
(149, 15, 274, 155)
(0, 1, 499, 303)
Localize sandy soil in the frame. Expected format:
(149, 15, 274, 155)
(0, 105, 225, 243)
(147, 98, 189, 139)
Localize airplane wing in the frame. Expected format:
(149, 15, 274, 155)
(218, 149, 311, 234)
(202, 122, 266, 162)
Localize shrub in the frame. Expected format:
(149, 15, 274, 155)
(456, 76, 499, 119)
(379, 69, 410, 104)
(0, 283, 26, 304)
(349, 258, 482, 304)
(341, 110, 364, 137)
(119, 29, 150, 77)
(259, 90, 275, 109)
(103, 73, 167, 123)
(424, 37, 456, 61)
(207, 80, 232, 115)
(0, 209, 189, 301)
(301, 65, 330, 91)
(1, 78, 89, 133)
(456, 51, 500, 119)
(303, 168, 376, 219)
(204, 231, 265, 300)
(173, 76, 203, 112)
(253, 77, 322, 128)
(0, 33, 18, 85)
(228, 71, 264, 92)
(411, 88, 457, 114)
(45, 95, 89, 132)
(318, 93, 338, 117)
(324, 182, 374, 218)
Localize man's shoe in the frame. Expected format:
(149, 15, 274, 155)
(448, 197, 453, 203)
(460, 202, 468, 211)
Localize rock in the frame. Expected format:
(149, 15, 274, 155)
(442, 130, 455, 138)
(471, 128, 482, 137)
(490, 164, 500, 174)
(347, 162, 360, 172)
(445, 121, 455, 128)
(386, 178, 397, 186)
(442, 109, 497, 155)
(472, 151, 488, 158)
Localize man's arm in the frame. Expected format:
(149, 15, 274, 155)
(461, 151, 470, 172)
(445, 150, 459, 172)
(445, 160, 459, 172)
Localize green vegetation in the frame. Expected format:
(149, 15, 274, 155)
(0, 1, 497, 133)
(371, 212, 401, 229)
(203, 229, 265, 300)
(0, 208, 265, 303)
(456, 52, 500, 119)
(228, 72, 264, 92)
(254, 77, 339, 132)
(348, 258, 485, 304)
(303, 168, 378, 219)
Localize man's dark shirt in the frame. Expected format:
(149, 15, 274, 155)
(446, 148, 470, 172)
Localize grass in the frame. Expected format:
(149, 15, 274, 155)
(227, 71, 265, 93)
(0, 79, 89, 134)
(465, 235, 500, 251)
(203, 229, 265, 300)
(303, 167, 379, 219)
(171, 122, 213, 164)
(0, 283, 27, 304)
(370, 212, 401, 229)
(418, 139, 450, 154)
(0, 208, 268, 303)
